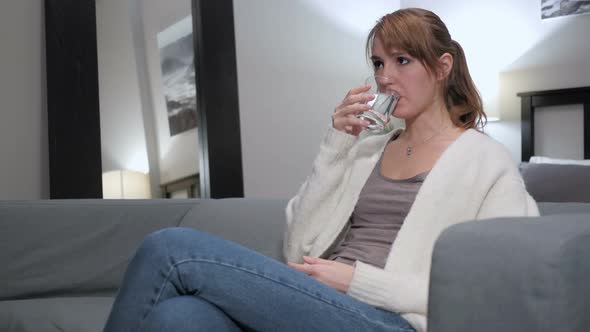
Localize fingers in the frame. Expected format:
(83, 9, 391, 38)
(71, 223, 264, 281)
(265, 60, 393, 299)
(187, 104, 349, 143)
(302, 256, 317, 264)
(334, 102, 371, 118)
(335, 92, 374, 117)
(332, 114, 370, 134)
(287, 262, 313, 275)
(345, 84, 372, 97)
(288, 256, 331, 276)
(335, 105, 368, 124)
(343, 92, 375, 106)
(332, 86, 375, 135)
(303, 256, 332, 265)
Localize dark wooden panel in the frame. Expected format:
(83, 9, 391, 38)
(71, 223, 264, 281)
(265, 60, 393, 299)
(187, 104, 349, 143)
(585, 103, 590, 159)
(193, 0, 244, 198)
(532, 93, 589, 108)
(521, 96, 533, 162)
(517, 87, 590, 98)
(45, 0, 102, 198)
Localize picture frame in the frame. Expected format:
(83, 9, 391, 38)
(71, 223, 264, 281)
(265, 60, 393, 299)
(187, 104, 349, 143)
(541, 0, 590, 19)
(157, 16, 198, 137)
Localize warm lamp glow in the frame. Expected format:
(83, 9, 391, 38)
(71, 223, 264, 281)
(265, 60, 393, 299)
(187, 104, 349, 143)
(102, 170, 151, 199)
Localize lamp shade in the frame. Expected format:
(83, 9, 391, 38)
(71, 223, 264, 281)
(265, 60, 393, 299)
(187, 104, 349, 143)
(102, 170, 151, 199)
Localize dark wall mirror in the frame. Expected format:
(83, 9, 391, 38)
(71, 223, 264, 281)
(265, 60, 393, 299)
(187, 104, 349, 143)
(45, 0, 243, 199)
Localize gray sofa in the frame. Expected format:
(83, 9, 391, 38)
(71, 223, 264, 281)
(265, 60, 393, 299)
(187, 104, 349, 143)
(1, 197, 590, 332)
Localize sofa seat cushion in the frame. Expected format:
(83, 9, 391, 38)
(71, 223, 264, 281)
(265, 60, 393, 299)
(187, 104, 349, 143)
(538, 202, 590, 216)
(0, 297, 113, 332)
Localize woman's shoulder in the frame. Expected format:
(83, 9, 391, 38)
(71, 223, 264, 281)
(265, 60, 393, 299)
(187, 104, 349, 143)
(461, 128, 507, 150)
(452, 128, 514, 164)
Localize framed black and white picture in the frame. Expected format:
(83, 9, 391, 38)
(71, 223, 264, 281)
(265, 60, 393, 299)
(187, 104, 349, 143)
(157, 16, 198, 136)
(542, 0, 590, 19)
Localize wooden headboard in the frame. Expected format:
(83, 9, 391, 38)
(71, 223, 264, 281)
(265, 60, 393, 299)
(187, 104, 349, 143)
(517, 87, 590, 161)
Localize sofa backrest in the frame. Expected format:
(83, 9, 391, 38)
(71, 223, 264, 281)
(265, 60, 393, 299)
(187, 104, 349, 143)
(0, 198, 289, 301)
(538, 202, 590, 216)
(520, 162, 590, 203)
(178, 198, 287, 261)
(0, 199, 197, 300)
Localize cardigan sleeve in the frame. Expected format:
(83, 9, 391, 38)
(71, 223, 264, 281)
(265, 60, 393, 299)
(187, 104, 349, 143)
(283, 127, 357, 263)
(347, 261, 429, 314)
(477, 168, 540, 220)
(475, 136, 540, 219)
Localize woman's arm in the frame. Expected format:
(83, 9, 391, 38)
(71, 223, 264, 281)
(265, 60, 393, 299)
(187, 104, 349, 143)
(284, 85, 374, 262)
(283, 127, 357, 263)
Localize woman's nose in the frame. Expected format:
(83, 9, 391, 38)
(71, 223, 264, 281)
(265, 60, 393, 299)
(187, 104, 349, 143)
(382, 67, 399, 82)
(376, 75, 396, 93)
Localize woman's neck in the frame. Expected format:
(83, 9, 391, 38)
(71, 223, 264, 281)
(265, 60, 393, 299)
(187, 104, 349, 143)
(402, 101, 454, 144)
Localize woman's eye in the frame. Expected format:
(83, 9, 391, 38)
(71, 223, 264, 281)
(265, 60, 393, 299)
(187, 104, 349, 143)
(397, 57, 410, 65)
(372, 60, 384, 70)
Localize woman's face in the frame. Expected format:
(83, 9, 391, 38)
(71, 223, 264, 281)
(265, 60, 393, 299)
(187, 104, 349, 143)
(371, 36, 441, 120)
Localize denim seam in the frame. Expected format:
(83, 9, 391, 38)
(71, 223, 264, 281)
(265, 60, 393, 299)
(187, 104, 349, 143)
(153, 257, 412, 331)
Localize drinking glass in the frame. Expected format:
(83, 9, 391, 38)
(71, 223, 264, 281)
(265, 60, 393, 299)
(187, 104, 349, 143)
(356, 75, 399, 133)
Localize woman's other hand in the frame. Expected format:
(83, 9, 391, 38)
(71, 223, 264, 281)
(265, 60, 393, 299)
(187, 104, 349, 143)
(332, 85, 374, 136)
(288, 256, 354, 293)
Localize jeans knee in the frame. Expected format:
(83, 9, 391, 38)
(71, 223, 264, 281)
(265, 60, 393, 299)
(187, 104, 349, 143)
(138, 227, 213, 257)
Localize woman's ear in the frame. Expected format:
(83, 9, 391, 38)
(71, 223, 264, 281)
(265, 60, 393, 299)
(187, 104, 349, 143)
(437, 53, 453, 81)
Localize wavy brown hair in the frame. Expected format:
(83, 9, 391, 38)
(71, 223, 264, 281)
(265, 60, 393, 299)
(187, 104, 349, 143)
(366, 8, 486, 130)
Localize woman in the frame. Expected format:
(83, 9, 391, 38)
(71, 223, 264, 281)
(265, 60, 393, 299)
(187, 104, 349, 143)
(104, 8, 538, 332)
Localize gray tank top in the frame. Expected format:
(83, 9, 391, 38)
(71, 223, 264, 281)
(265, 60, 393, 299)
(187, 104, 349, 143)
(328, 149, 428, 269)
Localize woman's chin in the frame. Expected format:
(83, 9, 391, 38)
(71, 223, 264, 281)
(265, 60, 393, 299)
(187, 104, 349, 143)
(391, 111, 411, 120)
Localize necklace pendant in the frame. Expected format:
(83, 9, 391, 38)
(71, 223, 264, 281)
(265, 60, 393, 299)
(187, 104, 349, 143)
(406, 147, 412, 156)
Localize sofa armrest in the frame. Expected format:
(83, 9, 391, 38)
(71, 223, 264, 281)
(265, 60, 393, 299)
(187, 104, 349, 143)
(428, 214, 590, 332)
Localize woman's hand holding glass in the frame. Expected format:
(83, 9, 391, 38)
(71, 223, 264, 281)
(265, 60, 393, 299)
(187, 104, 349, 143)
(332, 85, 375, 136)
(333, 76, 399, 135)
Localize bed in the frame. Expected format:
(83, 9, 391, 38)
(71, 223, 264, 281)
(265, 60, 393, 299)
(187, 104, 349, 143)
(517, 86, 590, 204)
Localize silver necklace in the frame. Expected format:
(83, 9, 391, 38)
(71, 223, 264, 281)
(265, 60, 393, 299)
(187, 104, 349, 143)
(405, 125, 449, 156)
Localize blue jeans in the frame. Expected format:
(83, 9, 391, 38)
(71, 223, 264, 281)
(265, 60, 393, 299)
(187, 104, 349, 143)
(103, 228, 415, 332)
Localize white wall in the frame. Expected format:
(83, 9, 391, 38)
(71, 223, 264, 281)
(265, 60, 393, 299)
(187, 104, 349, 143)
(234, 0, 400, 198)
(0, 0, 47, 199)
(236, 0, 590, 198)
(96, 0, 149, 175)
(401, 0, 590, 161)
(497, 10, 590, 161)
(5, 0, 588, 199)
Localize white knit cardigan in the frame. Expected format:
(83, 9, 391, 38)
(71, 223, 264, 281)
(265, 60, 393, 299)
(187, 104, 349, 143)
(284, 126, 539, 332)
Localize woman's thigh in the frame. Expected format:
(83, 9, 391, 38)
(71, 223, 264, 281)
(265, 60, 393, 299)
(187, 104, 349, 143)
(111, 228, 414, 332)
